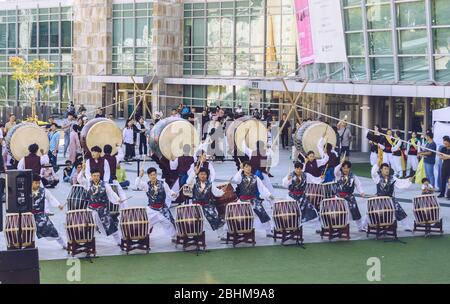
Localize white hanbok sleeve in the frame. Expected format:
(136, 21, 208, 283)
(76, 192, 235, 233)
(17, 158, 25, 170)
(103, 160, 111, 182)
(44, 189, 62, 208)
(334, 164, 342, 180)
(85, 160, 92, 181)
(105, 183, 120, 204)
(40, 154, 50, 165)
(208, 162, 216, 182)
(256, 177, 271, 200)
(241, 140, 253, 159)
(392, 139, 402, 152)
(282, 175, 292, 188)
(164, 181, 177, 200)
(231, 169, 243, 184)
(211, 184, 224, 197)
(186, 170, 196, 185)
(371, 164, 380, 184)
(354, 176, 365, 194)
(393, 177, 412, 190)
(116, 146, 125, 163)
(77, 171, 90, 190)
(316, 155, 329, 168)
(305, 172, 324, 184)
(135, 177, 148, 191)
(169, 158, 178, 170)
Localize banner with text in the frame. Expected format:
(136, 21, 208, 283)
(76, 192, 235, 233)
(309, 0, 347, 63)
(294, 0, 314, 65)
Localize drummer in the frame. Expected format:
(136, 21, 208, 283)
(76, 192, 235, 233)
(17, 144, 50, 175)
(368, 163, 414, 231)
(85, 146, 110, 182)
(303, 137, 329, 178)
(187, 150, 216, 183)
(135, 167, 178, 242)
(77, 167, 122, 245)
(334, 160, 365, 231)
(240, 140, 274, 193)
(31, 174, 66, 249)
(282, 161, 323, 225)
(230, 161, 274, 237)
(186, 166, 226, 239)
(103, 144, 127, 206)
(170, 144, 195, 187)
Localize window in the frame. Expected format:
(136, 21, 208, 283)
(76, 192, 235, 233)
(431, 0, 450, 26)
(399, 56, 428, 81)
(370, 57, 394, 80)
(369, 31, 392, 55)
(397, 1, 426, 28)
(398, 29, 427, 55)
(367, 4, 391, 29)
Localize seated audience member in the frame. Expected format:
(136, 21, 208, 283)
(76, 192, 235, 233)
(63, 160, 72, 183)
(421, 178, 434, 195)
(71, 163, 83, 185)
(41, 164, 60, 188)
(116, 163, 130, 189)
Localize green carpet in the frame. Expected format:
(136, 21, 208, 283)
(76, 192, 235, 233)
(351, 163, 372, 178)
(40, 235, 450, 284)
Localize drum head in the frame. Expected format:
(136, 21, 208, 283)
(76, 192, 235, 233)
(297, 121, 336, 157)
(85, 120, 122, 155)
(227, 117, 267, 154)
(158, 120, 200, 160)
(7, 123, 49, 160)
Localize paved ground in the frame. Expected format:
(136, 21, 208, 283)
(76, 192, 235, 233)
(1, 144, 448, 261)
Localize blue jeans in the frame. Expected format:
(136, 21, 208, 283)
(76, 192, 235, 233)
(63, 176, 71, 183)
(64, 132, 70, 156)
(119, 180, 130, 188)
(424, 162, 435, 187)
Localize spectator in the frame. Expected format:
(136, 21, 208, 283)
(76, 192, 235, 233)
(201, 110, 210, 140)
(95, 107, 105, 118)
(67, 124, 81, 165)
(252, 108, 261, 120)
(63, 160, 73, 183)
(41, 164, 59, 188)
(123, 119, 135, 161)
(47, 123, 60, 171)
(263, 107, 273, 123)
(71, 163, 82, 185)
(419, 133, 437, 189)
(279, 113, 291, 150)
(337, 121, 352, 160)
(116, 163, 130, 189)
(171, 108, 180, 118)
(5, 114, 16, 134)
(137, 116, 148, 157)
(421, 178, 434, 195)
(108, 113, 114, 120)
(438, 136, 450, 198)
(78, 104, 87, 115)
(235, 105, 243, 118)
(62, 113, 75, 158)
(181, 105, 190, 118)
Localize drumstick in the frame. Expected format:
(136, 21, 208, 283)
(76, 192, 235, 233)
(119, 196, 133, 203)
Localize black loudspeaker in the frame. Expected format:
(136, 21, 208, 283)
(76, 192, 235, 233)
(6, 170, 32, 213)
(0, 248, 40, 284)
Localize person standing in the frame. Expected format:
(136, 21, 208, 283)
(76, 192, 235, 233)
(5, 114, 16, 134)
(337, 121, 352, 160)
(47, 123, 60, 171)
(123, 119, 135, 161)
(95, 107, 105, 118)
(438, 136, 450, 198)
(366, 125, 382, 166)
(137, 117, 148, 157)
(279, 113, 291, 150)
(418, 133, 437, 188)
(62, 113, 75, 158)
(67, 124, 82, 165)
(406, 131, 420, 178)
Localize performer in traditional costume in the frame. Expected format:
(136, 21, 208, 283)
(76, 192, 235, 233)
(406, 131, 420, 178)
(187, 149, 216, 182)
(379, 129, 401, 172)
(230, 161, 274, 236)
(391, 131, 404, 178)
(322, 143, 339, 183)
(103, 144, 127, 206)
(17, 143, 50, 175)
(77, 167, 122, 245)
(282, 161, 323, 224)
(241, 140, 274, 193)
(186, 166, 226, 238)
(334, 160, 365, 231)
(304, 137, 329, 178)
(85, 146, 110, 182)
(369, 163, 414, 231)
(366, 125, 382, 166)
(31, 174, 66, 249)
(170, 144, 195, 187)
(135, 167, 178, 241)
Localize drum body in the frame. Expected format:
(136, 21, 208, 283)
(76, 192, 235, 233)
(67, 185, 89, 210)
(120, 207, 149, 240)
(6, 123, 50, 160)
(175, 204, 204, 237)
(366, 196, 395, 228)
(226, 116, 268, 155)
(412, 195, 440, 225)
(80, 118, 122, 156)
(273, 200, 300, 232)
(214, 183, 238, 219)
(66, 210, 96, 244)
(149, 117, 200, 161)
(4, 213, 36, 249)
(305, 182, 336, 210)
(319, 198, 349, 229)
(294, 121, 337, 157)
(225, 201, 254, 234)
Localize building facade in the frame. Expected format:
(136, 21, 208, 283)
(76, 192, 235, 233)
(1, 0, 450, 151)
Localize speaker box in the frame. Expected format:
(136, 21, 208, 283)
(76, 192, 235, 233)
(6, 170, 32, 214)
(0, 248, 40, 284)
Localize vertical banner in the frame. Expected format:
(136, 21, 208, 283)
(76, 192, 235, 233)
(294, 0, 315, 65)
(309, 0, 347, 63)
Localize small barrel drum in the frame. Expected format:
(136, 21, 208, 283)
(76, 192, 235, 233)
(182, 184, 193, 198)
(6, 123, 50, 160)
(322, 182, 337, 199)
(66, 185, 89, 210)
(4, 213, 36, 249)
(214, 183, 238, 220)
(149, 117, 200, 161)
(412, 194, 443, 234)
(305, 183, 325, 210)
(225, 201, 255, 246)
(108, 184, 120, 215)
(175, 204, 204, 237)
(294, 121, 337, 157)
(80, 118, 122, 156)
(319, 198, 350, 240)
(65, 209, 96, 256)
(273, 200, 301, 232)
(226, 116, 268, 155)
(119, 207, 150, 253)
(366, 196, 397, 238)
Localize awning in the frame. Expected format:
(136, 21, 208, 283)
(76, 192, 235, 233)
(87, 75, 155, 84)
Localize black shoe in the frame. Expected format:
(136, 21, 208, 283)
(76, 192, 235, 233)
(268, 173, 274, 178)
(437, 195, 444, 198)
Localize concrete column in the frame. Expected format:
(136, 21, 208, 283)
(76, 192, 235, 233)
(404, 97, 412, 140)
(361, 96, 370, 153)
(388, 97, 394, 129)
(424, 98, 431, 132)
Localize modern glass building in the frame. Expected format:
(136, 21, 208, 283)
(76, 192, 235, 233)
(0, 0, 449, 151)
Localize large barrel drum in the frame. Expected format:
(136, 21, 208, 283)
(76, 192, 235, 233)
(6, 123, 50, 160)
(226, 116, 268, 155)
(294, 121, 336, 157)
(80, 118, 122, 155)
(149, 117, 200, 161)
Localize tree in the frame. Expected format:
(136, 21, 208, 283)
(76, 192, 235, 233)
(9, 57, 54, 120)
